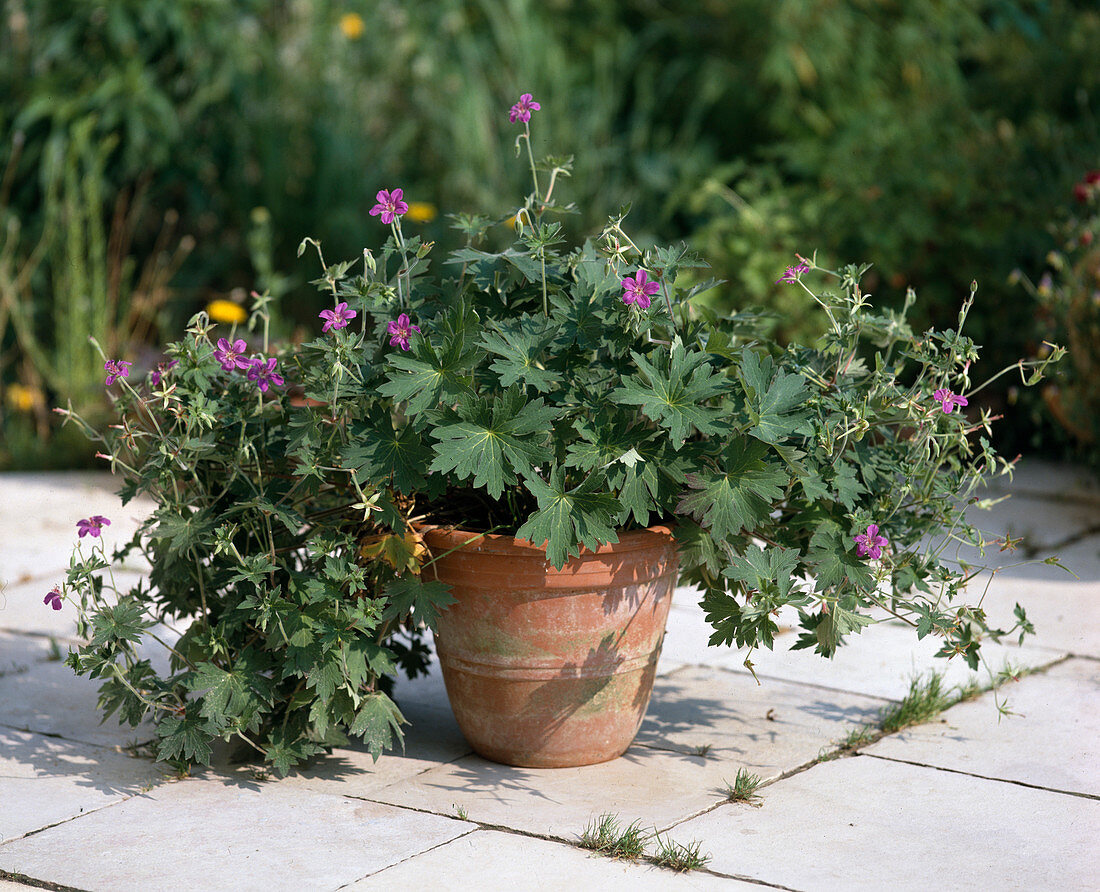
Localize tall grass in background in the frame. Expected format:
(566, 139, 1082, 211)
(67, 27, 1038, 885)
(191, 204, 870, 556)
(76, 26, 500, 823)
(1, 0, 1098, 467)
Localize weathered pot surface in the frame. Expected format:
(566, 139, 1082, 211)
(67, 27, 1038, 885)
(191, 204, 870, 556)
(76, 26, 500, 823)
(422, 524, 678, 768)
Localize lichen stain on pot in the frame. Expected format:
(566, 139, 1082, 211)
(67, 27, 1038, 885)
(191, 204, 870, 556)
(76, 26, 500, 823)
(422, 524, 678, 768)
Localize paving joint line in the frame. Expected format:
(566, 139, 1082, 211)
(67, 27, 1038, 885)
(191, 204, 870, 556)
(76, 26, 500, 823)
(0, 782, 164, 851)
(859, 752, 1100, 801)
(0, 869, 88, 892)
(1019, 522, 1100, 559)
(335, 824, 480, 888)
(692, 662, 897, 704)
(339, 791, 800, 887)
(656, 652, 1077, 837)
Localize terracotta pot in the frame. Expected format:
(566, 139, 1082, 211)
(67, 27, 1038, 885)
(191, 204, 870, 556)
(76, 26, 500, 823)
(422, 524, 678, 768)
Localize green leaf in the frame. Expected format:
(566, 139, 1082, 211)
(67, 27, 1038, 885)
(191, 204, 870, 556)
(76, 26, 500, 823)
(90, 599, 151, 648)
(381, 576, 456, 631)
(350, 691, 407, 761)
(738, 349, 812, 444)
(830, 460, 867, 510)
(187, 654, 273, 726)
(378, 303, 480, 414)
(676, 439, 786, 541)
(613, 339, 730, 446)
(480, 317, 560, 393)
(429, 387, 558, 498)
(96, 660, 157, 726)
(305, 659, 343, 704)
(156, 711, 213, 765)
(791, 606, 876, 657)
(724, 544, 801, 599)
(516, 466, 621, 569)
(342, 415, 432, 493)
(701, 586, 782, 651)
(263, 728, 326, 777)
(806, 525, 876, 592)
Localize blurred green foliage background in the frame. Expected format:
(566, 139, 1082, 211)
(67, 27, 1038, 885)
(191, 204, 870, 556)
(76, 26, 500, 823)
(1, 0, 1098, 468)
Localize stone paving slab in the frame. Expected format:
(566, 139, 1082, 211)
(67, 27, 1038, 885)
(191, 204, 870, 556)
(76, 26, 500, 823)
(865, 657, 1100, 796)
(983, 460, 1100, 504)
(966, 491, 1099, 551)
(635, 665, 883, 764)
(0, 727, 169, 845)
(350, 828, 754, 890)
(0, 632, 51, 677)
(0, 472, 154, 587)
(0, 635, 155, 748)
(0, 777, 475, 892)
(0, 570, 150, 641)
(993, 536, 1100, 582)
(962, 576, 1100, 657)
(675, 755, 1100, 891)
(705, 618, 1062, 701)
(223, 698, 473, 799)
(368, 666, 887, 838)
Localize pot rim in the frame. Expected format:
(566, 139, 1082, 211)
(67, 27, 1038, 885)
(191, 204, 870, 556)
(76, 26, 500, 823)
(416, 521, 677, 559)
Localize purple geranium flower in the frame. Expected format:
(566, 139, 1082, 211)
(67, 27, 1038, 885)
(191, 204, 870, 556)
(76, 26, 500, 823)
(509, 92, 541, 124)
(776, 262, 810, 284)
(933, 388, 969, 414)
(369, 188, 409, 225)
(319, 302, 357, 334)
(76, 515, 111, 539)
(621, 269, 661, 309)
(246, 357, 285, 393)
(854, 524, 889, 560)
(387, 314, 421, 351)
(103, 360, 132, 386)
(44, 586, 62, 611)
(214, 338, 251, 372)
(43, 585, 62, 615)
(150, 359, 178, 387)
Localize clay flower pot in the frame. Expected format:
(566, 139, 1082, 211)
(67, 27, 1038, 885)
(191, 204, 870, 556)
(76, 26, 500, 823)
(422, 524, 678, 768)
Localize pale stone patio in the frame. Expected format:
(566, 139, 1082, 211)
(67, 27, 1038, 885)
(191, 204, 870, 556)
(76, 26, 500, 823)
(0, 463, 1097, 890)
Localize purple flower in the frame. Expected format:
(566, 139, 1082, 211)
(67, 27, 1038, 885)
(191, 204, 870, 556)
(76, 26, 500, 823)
(150, 359, 178, 387)
(246, 357, 285, 393)
(103, 360, 132, 386)
(76, 515, 111, 539)
(387, 314, 421, 351)
(319, 302, 357, 334)
(621, 269, 661, 309)
(776, 262, 810, 284)
(214, 338, 251, 372)
(854, 524, 889, 560)
(43, 586, 62, 611)
(932, 388, 969, 414)
(369, 188, 409, 225)
(509, 93, 541, 124)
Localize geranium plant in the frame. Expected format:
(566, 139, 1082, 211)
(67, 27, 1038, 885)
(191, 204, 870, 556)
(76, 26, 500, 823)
(52, 96, 1062, 775)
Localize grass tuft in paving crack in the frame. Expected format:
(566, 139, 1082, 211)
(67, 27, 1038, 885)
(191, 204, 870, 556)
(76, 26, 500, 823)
(650, 832, 712, 872)
(578, 813, 713, 872)
(577, 813, 648, 860)
(822, 661, 1036, 760)
(721, 767, 763, 805)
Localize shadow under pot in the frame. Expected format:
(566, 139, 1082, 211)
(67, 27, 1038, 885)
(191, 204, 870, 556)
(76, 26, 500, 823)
(421, 524, 678, 768)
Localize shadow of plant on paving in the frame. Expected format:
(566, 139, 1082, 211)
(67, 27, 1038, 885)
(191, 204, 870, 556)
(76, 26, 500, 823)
(0, 727, 169, 800)
(635, 672, 883, 759)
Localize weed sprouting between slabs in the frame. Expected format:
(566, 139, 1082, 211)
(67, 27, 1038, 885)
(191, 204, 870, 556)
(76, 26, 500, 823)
(722, 767, 763, 805)
(578, 813, 648, 860)
(650, 833, 712, 872)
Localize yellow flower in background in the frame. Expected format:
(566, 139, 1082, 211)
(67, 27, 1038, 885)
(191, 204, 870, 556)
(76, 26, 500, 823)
(405, 201, 438, 224)
(6, 383, 42, 413)
(339, 12, 365, 39)
(206, 299, 248, 325)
